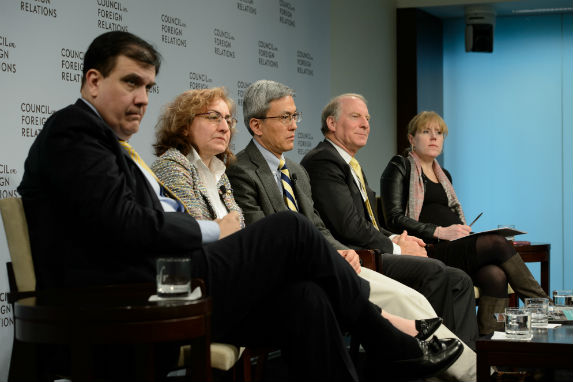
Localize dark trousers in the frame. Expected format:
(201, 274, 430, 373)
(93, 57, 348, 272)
(197, 212, 421, 381)
(380, 254, 479, 350)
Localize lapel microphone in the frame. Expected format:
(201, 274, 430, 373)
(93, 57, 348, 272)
(291, 173, 298, 185)
(219, 185, 227, 195)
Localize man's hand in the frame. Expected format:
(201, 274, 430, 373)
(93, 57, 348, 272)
(435, 224, 471, 241)
(215, 211, 241, 239)
(338, 249, 361, 274)
(394, 231, 427, 257)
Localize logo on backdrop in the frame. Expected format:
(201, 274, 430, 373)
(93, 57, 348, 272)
(258, 40, 278, 68)
(279, 0, 295, 27)
(296, 132, 314, 156)
(213, 29, 236, 59)
(0, 163, 19, 199)
(20, 0, 57, 18)
(161, 14, 187, 48)
(20, 102, 55, 138)
(0, 35, 17, 75)
(0, 293, 13, 330)
(97, 0, 128, 31)
(237, 0, 256, 15)
(236, 80, 252, 107)
(189, 72, 214, 90)
(296, 50, 313, 76)
(60, 48, 84, 83)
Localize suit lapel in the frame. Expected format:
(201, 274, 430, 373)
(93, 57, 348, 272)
(245, 141, 287, 213)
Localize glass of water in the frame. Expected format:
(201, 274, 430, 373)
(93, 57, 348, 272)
(156, 257, 191, 298)
(525, 298, 549, 327)
(553, 290, 573, 306)
(505, 307, 532, 340)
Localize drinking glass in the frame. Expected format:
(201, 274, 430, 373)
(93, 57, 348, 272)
(156, 257, 191, 297)
(505, 307, 532, 340)
(525, 297, 549, 327)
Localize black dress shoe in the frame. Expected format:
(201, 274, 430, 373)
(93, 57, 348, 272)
(389, 336, 464, 379)
(415, 317, 443, 340)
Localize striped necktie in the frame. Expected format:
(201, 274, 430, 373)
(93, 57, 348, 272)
(279, 158, 298, 212)
(118, 140, 190, 214)
(349, 157, 379, 230)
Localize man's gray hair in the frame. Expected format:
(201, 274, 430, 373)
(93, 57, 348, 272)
(320, 93, 367, 136)
(243, 79, 295, 135)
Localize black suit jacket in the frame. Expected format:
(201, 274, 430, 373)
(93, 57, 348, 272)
(300, 140, 395, 253)
(18, 99, 203, 289)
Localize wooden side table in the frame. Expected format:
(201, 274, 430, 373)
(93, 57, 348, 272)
(477, 326, 573, 381)
(13, 282, 212, 381)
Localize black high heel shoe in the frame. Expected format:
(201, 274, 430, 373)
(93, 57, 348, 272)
(415, 317, 443, 340)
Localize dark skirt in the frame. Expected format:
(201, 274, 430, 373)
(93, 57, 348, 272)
(427, 235, 480, 276)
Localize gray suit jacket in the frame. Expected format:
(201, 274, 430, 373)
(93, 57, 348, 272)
(227, 140, 347, 250)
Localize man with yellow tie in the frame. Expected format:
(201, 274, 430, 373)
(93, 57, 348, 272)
(301, 94, 479, 351)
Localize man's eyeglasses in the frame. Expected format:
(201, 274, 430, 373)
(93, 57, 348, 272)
(258, 112, 302, 125)
(195, 111, 237, 128)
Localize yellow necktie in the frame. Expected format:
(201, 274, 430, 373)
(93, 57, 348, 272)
(279, 158, 298, 212)
(119, 140, 190, 214)
(349, 157, 379, 230)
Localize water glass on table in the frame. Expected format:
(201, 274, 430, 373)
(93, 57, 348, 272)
(553, 290, 573, 306)
(525, 297, 549, 327)
(156, 257, 191, 297)
(505, 307, 532, 340)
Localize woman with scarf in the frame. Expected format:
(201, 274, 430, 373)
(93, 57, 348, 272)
(380, 111, 548, 335)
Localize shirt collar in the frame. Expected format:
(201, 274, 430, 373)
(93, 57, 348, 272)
(326, 138, 353, 164)
(186, 147, 226, 179)
(253, 139, 283, 172)
(80, 97, 103, 120)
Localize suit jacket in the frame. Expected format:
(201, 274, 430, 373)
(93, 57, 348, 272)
(151, 147, 244, 227)
(18, 99, 204, 289)
(227, 140, 346, 250)
(300, 140, 395, 253)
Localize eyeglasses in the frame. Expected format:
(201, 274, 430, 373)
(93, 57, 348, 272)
(258, 112, 302, 125)
(195, 111, 237, 128)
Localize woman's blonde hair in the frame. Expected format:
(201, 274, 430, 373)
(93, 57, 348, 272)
(407, 111, 449, 138)
(154, 87, 236, 165)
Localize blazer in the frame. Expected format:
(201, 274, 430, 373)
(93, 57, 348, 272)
(227, 140, 346, 250)
(380, 154, 453, 241)
(18, 99, 204, 289)
(300, 140, 395, 253)
(151, 147, 244, 227)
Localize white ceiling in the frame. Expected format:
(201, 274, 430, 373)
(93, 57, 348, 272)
(396, 0, 573, 18)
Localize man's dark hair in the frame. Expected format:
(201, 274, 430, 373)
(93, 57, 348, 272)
(81, 31, 162, 86)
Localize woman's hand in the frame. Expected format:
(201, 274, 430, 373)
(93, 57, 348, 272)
(435, 224, 471, 241)
(216, 211, 242, 239)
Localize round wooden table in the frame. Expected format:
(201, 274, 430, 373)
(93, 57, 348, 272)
(13, 281, 212, 381)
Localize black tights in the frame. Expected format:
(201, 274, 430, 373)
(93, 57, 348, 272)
(472, 235, 516, 298)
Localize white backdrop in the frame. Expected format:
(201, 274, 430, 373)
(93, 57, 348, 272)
(0, 0, 330, 378)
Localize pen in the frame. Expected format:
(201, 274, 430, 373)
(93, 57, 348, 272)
(469, 212, 483, 227)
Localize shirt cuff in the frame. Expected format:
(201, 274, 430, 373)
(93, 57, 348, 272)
(388, 234, 401, 255)
(197, 220, 220, 244)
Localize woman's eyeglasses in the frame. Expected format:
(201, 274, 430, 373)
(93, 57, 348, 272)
(195, 111, 237, 128)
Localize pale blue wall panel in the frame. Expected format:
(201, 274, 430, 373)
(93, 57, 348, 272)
(443, 14, 572, 290)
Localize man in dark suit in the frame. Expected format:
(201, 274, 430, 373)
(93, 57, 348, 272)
(301, 93, 479, 350)
(227, 80, 476, 380)
(17, 32, 462, 381)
